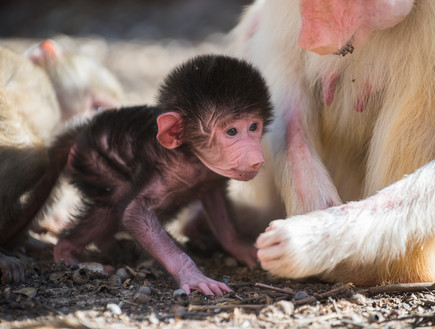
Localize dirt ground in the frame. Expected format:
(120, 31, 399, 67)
(2, 1, 435, 328)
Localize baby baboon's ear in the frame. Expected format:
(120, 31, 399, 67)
(156, 112, 183, 149)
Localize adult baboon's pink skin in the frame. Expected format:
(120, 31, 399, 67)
(298, 0, 414, 54)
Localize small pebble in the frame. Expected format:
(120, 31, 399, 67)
(149, 312, 159, 325)
(173, 289, 189, 306)
(115, 268, 130, 281)
(106, 303, 122, 315)
(133, 292, 151, 304)
(78, 262, 105, 273)
(275, 300, 294, 315)
(108, 274, 122, 286)
(173, 288, 187, 297)
(138, 286, 151, 295)
(294, 290, 309, 301)
(349, 293, 366, 305)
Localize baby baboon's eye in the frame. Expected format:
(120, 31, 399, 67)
(226, 128, 238, 136)
(249, 123, 258, 131)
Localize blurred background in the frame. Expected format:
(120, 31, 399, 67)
(0, 0, 249, 41)
(0, 0, 252, 103)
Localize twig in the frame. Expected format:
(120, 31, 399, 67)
(294, 283, 354, 306)
(330, 297, 342, 319)
(380, 313, 435, 324)
(13, 320, 90, 329)
(295, 313, 342, 325)
(188, 304, 264, 311)
(358, 282, 435, 295)
(314, 282, 355, 299)
(340, 319, 367, 328)
(255, 282, 295, 295)
(422, 299, 435, 306)
(158, 311, 212, 320)
(259, 313, 343, 326)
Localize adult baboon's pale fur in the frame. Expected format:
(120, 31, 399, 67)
(229, 0, 435, 284)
